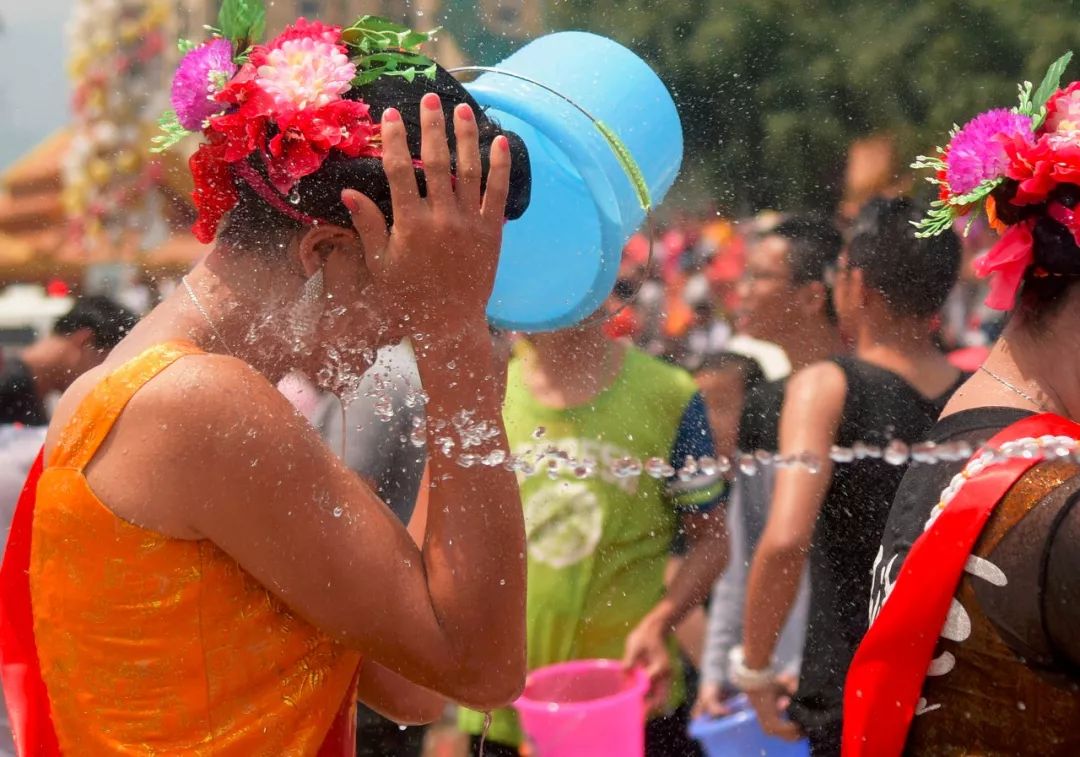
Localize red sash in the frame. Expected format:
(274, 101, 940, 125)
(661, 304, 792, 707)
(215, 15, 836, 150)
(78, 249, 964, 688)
(842, 413, 1080, 757)
(0, 451, 358, 755)
(0, 450, 57, 756)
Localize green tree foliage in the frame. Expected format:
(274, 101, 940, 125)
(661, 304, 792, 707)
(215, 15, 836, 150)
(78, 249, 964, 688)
(548, 0, 1080, 214)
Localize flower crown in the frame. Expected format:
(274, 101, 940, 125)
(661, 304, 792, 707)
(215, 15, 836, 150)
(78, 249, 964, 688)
(152, 0, 438, 243)
(914, 52, 1080, 310)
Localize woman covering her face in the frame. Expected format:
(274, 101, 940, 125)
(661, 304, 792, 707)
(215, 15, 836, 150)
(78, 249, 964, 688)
(2, 10, 533, 754)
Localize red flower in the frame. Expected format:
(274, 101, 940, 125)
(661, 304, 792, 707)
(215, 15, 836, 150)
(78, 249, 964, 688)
(264, 99, 379, 193)
(972, 221, 1035, 310)
(267, 127, 324, 193)
(208, 112, 269, 162)
(1005, 135, 1060, 205)
(190, 141, 239, 243)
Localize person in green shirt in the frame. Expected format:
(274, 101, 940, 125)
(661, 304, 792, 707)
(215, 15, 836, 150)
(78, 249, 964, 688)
(460, 321, 729, 756)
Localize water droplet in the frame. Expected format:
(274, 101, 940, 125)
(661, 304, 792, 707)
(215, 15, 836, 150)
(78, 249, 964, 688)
(482, 450, 507, 467)
(645, 457, 667, 479)
(738, 454, 758, 477)
(332, 506, 343, 518)
(457, 453, 479, 468)
(884, 440, 910, 466)
(830, 445, 855, 463)
(499, 579, 506, 586)
(697, 456, 718, 476)
(288, 188, 301, 205)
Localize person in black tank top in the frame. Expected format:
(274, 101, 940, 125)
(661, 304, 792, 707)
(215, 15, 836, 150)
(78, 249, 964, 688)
(733, 198, 964, 756)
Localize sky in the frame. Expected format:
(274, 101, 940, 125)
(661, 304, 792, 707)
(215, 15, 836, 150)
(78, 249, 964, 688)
(0, 0, 73, 170)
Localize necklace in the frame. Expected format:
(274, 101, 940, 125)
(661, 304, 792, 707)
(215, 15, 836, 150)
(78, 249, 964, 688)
(979, 365, 1052, 413)
(182, 276, 235, 357)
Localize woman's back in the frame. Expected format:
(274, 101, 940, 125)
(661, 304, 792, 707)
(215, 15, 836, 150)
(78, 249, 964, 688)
(31, 342, 361, 754)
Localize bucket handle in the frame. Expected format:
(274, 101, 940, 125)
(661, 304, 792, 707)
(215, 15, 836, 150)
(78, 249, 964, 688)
(448, 66, 653, 213)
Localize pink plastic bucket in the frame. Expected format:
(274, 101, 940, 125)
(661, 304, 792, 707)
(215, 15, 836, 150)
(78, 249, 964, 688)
(514, 659, 649, 757)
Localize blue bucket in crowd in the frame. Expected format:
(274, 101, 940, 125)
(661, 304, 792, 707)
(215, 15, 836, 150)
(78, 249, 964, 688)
(462, 31, 684, 332)
(689, 695, 810, 757)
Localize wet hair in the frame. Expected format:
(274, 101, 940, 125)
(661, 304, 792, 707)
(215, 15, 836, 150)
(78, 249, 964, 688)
(847, 197, 961, 318)
(989, 181, 1080, 325)
(766, 215, 842, 322)
(53, 295, 138, 350)
(218, 64, 532, 255)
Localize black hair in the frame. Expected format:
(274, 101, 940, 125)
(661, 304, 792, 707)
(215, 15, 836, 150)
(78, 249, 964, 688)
(219, 63, 531, 255)
(766, 215, 842, 322)
(768, 216, 843, 286)
(53, 295, 138, 350)
(695, 351, 767, 394)
(989, 181, 1080, 324)
(847, 197, 961, 318)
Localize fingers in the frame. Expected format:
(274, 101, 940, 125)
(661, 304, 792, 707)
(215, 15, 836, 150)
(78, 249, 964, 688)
(481, 135, 511, 224)
(341, 189, 390, 278)
(419, 93, 454, 209)
(381, 108, 420, 220)
(453, 103, 482, 212)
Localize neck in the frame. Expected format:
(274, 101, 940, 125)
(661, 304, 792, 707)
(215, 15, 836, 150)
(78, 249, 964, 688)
(524, 326, 622, 407)
(19, 339, 67, 398)
(135, 248, 305, 385)
(990, 318, 1080, 418)
(853, 308, 939, 363)
(771, 315, 843, 371)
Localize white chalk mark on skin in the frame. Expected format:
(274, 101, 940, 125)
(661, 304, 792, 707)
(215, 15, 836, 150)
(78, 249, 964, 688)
(964, 555, 1008, 587)
(942, 599, 972, 643)
(927, 651, 956, 677)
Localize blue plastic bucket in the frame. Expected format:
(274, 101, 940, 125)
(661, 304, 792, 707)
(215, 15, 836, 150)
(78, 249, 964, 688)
(688, 695, 810, 757)
(463, 31, 684, 332)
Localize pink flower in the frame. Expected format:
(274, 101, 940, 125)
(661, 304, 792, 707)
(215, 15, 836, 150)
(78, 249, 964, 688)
(255, 36, 356, 116)
(1046, 82, 1080, 134)
(249, 19, 345, 68)
(171, 39, 237, 130)
(945, 109, 1035, 196)
(973, 221, 1035, 310)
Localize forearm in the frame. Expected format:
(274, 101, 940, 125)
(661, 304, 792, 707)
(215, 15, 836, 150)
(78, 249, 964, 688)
(742, 540, 806, 670)
(702, 552, 746, 685)
(413, 320, 526, 704)
(647, 519, 729, 632)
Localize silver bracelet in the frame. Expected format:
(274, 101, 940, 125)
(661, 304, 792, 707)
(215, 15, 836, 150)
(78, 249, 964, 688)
(728, 645, 777, 692)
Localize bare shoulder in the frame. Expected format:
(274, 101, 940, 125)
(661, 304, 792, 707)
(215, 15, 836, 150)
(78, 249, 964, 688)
(82, 353, 313, 539)
(784, 360, 848, 409)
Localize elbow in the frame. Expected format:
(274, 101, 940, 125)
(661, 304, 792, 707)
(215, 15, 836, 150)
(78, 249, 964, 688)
(449, 651, 527, 711)
(391, 700, 447, 727)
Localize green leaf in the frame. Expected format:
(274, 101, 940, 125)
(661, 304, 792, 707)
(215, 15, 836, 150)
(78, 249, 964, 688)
(948, 177, 1004, 208)
(218, 0, 266, 48)
(149, 110, 193, 154)
(178, 38, 197, 53)
(343, 16, 439, 89)
(1032, 51, 1073, 115)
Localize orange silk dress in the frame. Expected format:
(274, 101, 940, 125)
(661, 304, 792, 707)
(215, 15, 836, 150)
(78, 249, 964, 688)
(28, 342, 362, 755)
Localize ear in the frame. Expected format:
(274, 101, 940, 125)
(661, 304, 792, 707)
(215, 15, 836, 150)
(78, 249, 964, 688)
(67, 327, 95, 350)
(295, 225, 360, 278)
(801, 280, 829, 316)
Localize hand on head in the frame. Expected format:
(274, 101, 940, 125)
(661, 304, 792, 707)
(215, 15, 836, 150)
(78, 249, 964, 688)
(341, 93, 511, 341)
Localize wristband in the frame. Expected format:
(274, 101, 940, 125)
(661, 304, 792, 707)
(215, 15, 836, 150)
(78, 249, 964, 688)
(728, 645, 777, 692)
